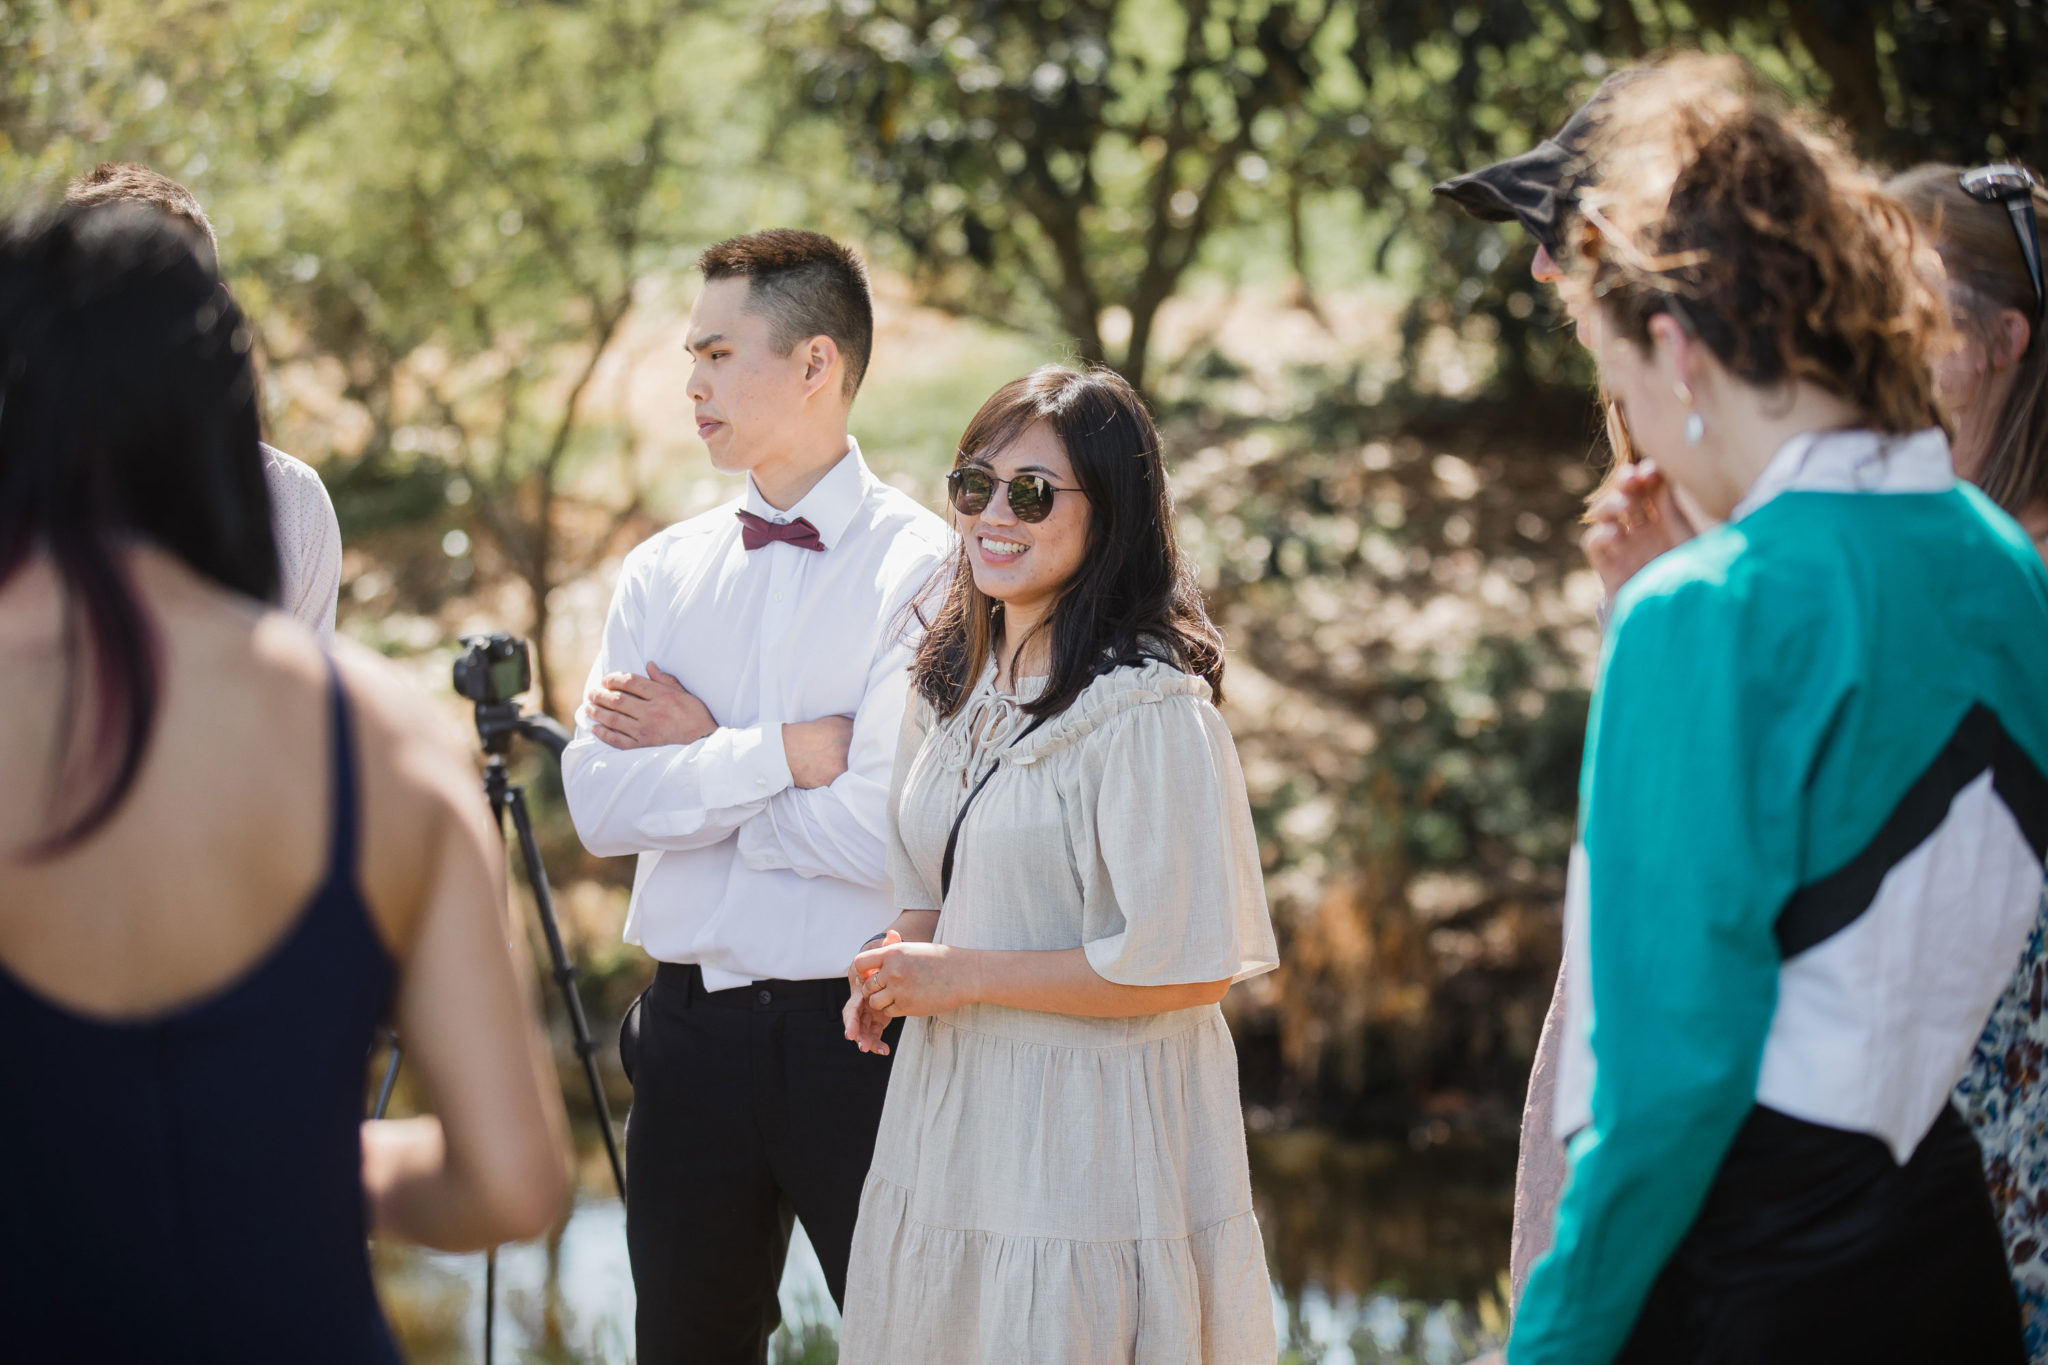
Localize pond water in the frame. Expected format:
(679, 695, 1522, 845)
(374, 1126, 1514, 1364)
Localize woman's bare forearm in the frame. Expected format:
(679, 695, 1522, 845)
(890, 909, 939, 944)
(362, 1109, 568, 1251)
(363, 1116, 498, 1250)
(966, 946, 1228, 1017)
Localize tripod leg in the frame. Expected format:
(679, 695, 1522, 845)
(505, 782, 628, 1201)
(372, 1031, 401, 1119)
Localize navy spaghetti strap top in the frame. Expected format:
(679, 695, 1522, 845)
(0, 665, 401, 1363)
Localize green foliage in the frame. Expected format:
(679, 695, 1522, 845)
(225, 0, 756, 713)
(767, 0, 1362, 388)
(759, 0, 1616, 393)
(769, 1315, 842, 1365)
(1169, 365, 1597, 1115)
(7, 0, 2045, 1130)
(765, 0, 2048, 402)
(0, 0, 787, 713)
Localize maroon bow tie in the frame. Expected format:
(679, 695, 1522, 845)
(736, 509, 825, 552)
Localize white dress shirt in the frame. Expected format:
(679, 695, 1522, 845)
(562, 441, 954, 989)
(261, 444, 342, 642)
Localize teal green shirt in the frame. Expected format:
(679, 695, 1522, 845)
(1511, 458, 2048, 1364)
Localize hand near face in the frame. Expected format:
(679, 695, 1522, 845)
(586, 661, 717, 750)
(854, 941, 977, 1020)
(1580, 460, 1698, 600)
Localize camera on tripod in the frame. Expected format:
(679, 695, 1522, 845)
(454, 632, 571, 760)
(454, 631, 533, 707)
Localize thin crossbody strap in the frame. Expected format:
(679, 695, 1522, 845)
(939, 715, 1048, 903)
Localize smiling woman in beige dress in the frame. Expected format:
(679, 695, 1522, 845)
(835, 365, 1279, 1364)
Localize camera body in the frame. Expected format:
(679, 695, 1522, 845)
(453, 632, 532, 706)
(453, 630, 569, 759)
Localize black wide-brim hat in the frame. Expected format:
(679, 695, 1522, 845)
(1431, 72, 1640, 256)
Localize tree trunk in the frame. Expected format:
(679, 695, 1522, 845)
(1787, 6, 1890, 157)
(1605, 0, 1648, 57)
(525, 494, 561, 721)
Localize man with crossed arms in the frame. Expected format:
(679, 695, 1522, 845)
(561, 229, 949, 1364)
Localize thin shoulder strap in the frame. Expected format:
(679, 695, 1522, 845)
(324, 658, 362, 891)
(939, 713, 1049, 903)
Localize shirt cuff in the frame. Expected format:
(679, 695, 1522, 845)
(699, 722, 794, 812)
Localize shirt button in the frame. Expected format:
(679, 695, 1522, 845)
(773, 591, 785, 603)
(757, 988, 773, 1006)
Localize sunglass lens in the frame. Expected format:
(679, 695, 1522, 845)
(1008, 475, 1055, 522)
(948, 469, 993, 515)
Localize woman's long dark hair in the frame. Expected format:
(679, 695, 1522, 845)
(912, 365, 1223, 721)
(0, 204, 277, 856)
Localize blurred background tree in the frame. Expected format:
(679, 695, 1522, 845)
(769, 0, 2048, 406)
(767, 0, 1355, 391)
(3, 0, 788, 717)
(4, 0, 2045, 1140)
(224, 0, 711, 717)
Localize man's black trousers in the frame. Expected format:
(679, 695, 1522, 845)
(619, 961, 899, 1365)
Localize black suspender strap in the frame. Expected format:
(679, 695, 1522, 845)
(939, 715, 1048, 903)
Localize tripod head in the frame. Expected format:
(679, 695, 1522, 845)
(453, 632, 571, 760)
(472, 701, 571, 760)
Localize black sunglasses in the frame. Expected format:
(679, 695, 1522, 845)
(946, 466, 1082, 523)
(1960, 163, 2046, 327)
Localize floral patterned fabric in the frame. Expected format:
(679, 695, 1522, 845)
(1955, 882, 2048, 1364)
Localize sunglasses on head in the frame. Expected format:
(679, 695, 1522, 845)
(946, 466, 1082, 523)
(1960, 163, 2046, 327)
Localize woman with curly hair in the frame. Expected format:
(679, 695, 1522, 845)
(1512, 58, 2048, 1364)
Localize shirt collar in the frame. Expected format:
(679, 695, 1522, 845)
(1729, 426, 1955, 523)
(742, 437, 872, 550)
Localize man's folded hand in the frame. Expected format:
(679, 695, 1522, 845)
(586, 661, 717, 750)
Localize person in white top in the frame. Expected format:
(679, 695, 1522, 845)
(260, 443, 343, 640)
(560, 230, 951, 1365)
(65, 164, 344, 641)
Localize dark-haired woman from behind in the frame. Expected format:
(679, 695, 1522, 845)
(0, 205, 570, 1361)
(834, 366, 1279, 1363)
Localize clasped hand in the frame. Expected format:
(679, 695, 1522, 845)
(841, 933, 976, 1054)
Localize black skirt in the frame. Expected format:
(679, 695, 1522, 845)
(1617, 1103, 2023, 1363)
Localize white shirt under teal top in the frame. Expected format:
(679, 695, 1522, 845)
(1513, 427, 2048, 1364)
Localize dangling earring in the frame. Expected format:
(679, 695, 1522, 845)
(1675, 381, 1705, 446)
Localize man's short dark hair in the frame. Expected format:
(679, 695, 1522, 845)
(698, 229, 873, 399)
(64, 163, 218, 268)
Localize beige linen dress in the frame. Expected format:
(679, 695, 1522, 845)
(839, 659, 1281, 1365)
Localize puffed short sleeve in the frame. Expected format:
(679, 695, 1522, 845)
(1074, 693, 1278, 987)
(887, 692, 942, 912)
